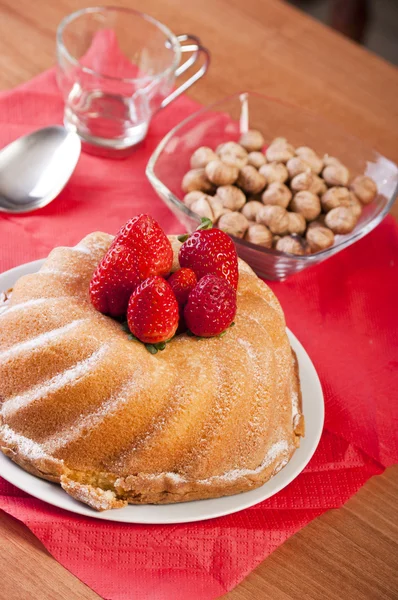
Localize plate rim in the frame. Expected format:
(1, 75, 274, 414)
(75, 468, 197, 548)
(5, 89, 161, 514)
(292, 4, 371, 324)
(0, 259, 324, 524)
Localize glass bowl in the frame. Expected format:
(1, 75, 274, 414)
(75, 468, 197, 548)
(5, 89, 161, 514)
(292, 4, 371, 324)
(146, 92, 398, 280)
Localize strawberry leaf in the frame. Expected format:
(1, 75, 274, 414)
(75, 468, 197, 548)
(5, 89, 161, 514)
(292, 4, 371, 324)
(145, 344, 159, 354)
(178, 218, 213, 243)
(196, 217, 213, 231)
(144, 341, 169, 354)
(155, 341, 167, 351)
(178, 233, 190, 243)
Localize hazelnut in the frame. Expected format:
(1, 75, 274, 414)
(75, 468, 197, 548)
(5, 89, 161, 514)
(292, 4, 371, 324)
(183, 190, 206, 208)
(218, 211, 249, 238)
(290, 170, 312, 192)
(190, 196, 214, 221)
(216, 141, 244, 155)
(286, 156, 310, 179)
(311, 175, 327, 195)
(307, 215, 327, 229)
(190, 146, 218, 169)
(239, 129, 265, 152)
(217, 142, 248, 169)
(324, 206, 358, 234)
(306, 226, 335, 253)
(216, 185, 246, 211)
(275, 235, 306, 256)
(347, 192, 363, 219)
(245, 223, 273, 247)
(237, 165, 266, 194)
(290, 191, 321, 221)
(261, 182, 292, 208)
(241, 200, 263, 221)
(218, 207, 232, 220)
(272, 235, 281, 248)
(317, 179, 328, 196)
(247, 151, 266, 169)
(295, 147, 323, 174)
(265, 139, 295, 163)
(323, 155, 343, 167)
(259, 162, 289, 184)
(322, 164, 350, 187)
(207, 195, 225, 222)
(182, 169, 215, 194)
(256, 205, 290, 235)
(349, 175, 377, 205)
(287, 212, 306, 235)
(205, 160, 239, 186)
(321, 186, 351, 212)
(290, 171, 323, 194)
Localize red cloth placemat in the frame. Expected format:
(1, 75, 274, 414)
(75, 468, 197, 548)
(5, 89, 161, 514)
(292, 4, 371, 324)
(0, 69, 397, 600)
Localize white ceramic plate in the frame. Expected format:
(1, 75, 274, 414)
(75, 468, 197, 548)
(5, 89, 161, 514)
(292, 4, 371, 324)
(0, 260, 324, 524)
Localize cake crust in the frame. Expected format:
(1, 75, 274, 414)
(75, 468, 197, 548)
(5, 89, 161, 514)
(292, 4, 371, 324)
(0, 233, 304, 511)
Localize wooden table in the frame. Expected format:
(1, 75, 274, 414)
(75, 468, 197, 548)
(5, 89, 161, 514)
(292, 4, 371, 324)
(0, 1, 397, 598)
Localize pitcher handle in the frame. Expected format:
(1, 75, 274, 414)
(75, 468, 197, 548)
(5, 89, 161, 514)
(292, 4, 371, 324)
(160, 34, 210, 109)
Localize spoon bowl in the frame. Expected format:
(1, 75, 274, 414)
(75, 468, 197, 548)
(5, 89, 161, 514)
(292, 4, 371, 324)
(0, 126, 81, 214)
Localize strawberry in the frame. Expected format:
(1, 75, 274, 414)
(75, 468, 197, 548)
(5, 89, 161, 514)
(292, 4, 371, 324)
(178, 222, 239, 290)
(90, 214, 173, 317)
(89, 245, 140, 317)
(168, 268, 198, 334)
(111, 214, 173, 280)
(184, 274, 237, 337)
(127, 276, 179, 345)
(168, 268, 198, 308)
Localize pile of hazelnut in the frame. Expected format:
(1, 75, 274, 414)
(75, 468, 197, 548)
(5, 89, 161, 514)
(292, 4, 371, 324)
(181, 131, 378, 255)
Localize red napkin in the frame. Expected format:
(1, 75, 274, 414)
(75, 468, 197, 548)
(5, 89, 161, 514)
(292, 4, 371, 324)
(0, 69, 397, 600)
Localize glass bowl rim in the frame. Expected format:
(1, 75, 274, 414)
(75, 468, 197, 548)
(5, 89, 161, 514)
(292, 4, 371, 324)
(146, 91, 398, 262)
(56, 5, 181, 84)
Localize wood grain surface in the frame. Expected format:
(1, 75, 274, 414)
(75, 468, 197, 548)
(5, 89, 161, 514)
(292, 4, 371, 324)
(0, 1, 397, 599)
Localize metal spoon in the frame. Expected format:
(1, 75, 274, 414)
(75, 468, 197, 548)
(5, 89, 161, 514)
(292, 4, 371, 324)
(0, 126, 81, 214)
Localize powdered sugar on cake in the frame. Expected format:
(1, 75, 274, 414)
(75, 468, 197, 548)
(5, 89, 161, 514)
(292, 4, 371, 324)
(0, 318, 88, 363)
(43, 371, 145, 453)
(0, 297, 53, 317)
(2, 344, 109, 417)
(1, 424, 58, 464)
(198, 439, 289, 484)
(38, 268, 82, 279)
(116, 439, 291, 487)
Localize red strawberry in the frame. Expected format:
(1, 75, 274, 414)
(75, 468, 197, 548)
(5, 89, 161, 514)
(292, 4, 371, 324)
(89, 245, 140, 317)
(168, 268, 198, 334)
(111, 214, 173, 280)
(127, 276, 179, 344)
(179, 227, 239, 290)
(90, 214, 173, 317)
(168, 268, 198, 308)
(184, 274, 237, 337)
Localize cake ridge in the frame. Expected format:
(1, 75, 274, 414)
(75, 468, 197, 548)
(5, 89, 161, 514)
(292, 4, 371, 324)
(2, 343, 109, 418)
(1, 424, 54, 463)
(38, 268, 82, 278)
(42, 372, 145, 454)
(70, 244, 91, 255)
(0, 318, 88, 362)
(0, 297, 49, 317)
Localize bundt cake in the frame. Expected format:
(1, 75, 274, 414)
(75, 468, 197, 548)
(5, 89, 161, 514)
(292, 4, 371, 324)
(0, 232, 304, 511)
